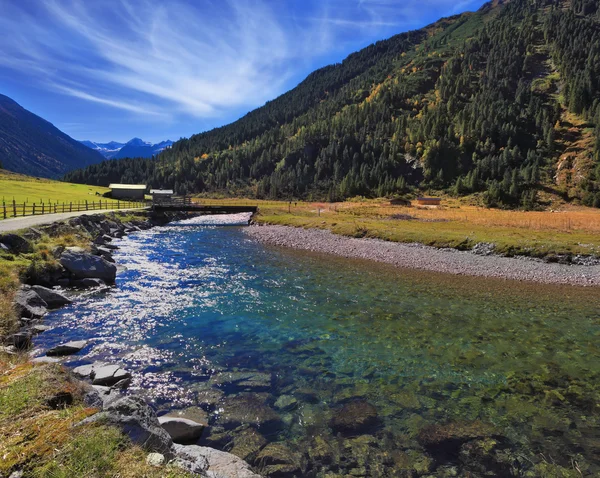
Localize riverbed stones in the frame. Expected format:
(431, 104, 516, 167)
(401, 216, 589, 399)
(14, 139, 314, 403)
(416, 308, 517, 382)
(72, 278, 106, 288)
(46, 340, 87, 356)
(255, 442, 304, 476)
(329, 399, 378, 435)
(228, 427, 268, 462)
(30, 285, 71, 308)
(274, 394, 298, 411)
(216, 394, 283, 432)
(83, 396, 173, 456)
(173, 444, 260, 477)
(158, 416, 205, 444)
(60, 250, 117, 283)
(14, 288, 47, 319)
(208, 371, 272, 392)
(195, 387, 225, 410)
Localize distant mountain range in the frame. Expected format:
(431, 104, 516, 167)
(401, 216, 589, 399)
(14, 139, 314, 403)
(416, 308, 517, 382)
(80, 138, 173, 159)
(0, 94, 105, 178)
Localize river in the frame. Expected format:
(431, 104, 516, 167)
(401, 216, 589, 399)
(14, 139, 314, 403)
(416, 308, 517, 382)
(34, 215, 600, 477)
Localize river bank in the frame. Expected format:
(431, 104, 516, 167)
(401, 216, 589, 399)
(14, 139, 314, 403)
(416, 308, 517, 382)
(245, 224, 600, 286)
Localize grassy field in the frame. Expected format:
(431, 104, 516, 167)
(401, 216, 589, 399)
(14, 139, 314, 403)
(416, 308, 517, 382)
(199, 197, 600, 258)
(0, 169, 142, 218)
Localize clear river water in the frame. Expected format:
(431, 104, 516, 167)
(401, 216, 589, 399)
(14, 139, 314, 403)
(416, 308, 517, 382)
(34, 216, 600, 477)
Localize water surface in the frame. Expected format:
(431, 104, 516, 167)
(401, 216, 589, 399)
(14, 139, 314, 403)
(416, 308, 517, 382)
(35, 216, 600, 476)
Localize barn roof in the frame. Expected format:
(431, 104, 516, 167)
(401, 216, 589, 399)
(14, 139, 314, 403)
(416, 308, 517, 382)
(109, 184, 147, 190)
(150, 189, 173, 194)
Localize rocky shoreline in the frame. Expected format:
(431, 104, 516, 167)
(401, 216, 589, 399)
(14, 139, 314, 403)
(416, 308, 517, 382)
(245, 225, 600, 286)
(1, 211, 260, 478)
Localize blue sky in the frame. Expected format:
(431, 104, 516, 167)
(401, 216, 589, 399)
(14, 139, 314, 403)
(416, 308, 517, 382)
(0, 0, 488, 143)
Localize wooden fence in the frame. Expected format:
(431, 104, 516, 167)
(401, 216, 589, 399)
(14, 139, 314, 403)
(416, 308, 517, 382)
(2, 199, 147, 220)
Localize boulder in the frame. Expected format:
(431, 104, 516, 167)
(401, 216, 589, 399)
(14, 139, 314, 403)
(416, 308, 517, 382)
(274, 395, 298, 411)
(72, 278, 107, 289)
(8, 331, 32, 349)
(158, 416, 205, 444)
(32, 356, 61, 364)
(330, 400, 378, 435)
(146, 453, 165, 467)
(30, 324, 51, 334)
(0, 234, 33, 253)
(228, 427, 268, 462)
(46, 340, 87, 356)
(216, 394, 283, 432)
(60, 251, 117, 283)
(90, 385, 122, 407)
(173, 444, 260, 477)
(91, 364, 132, 386)
(14, 288, 47, 319)
(83, 396, 173, 456)
(31, 285, 71, 308)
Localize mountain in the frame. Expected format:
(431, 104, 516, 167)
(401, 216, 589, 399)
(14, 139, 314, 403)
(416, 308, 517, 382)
(65, 0, 600, 209)
(80, 140, 126, 158)
(80, 138, 173, 159)
(0, 94, 105, 178)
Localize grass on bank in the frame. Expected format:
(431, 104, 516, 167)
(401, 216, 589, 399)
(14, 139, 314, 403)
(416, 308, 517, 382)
(199, 197, 600, 257)
(0, 358, 191, 477)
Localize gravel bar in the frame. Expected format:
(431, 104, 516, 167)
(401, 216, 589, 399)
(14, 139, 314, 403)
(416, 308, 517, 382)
(245, 225, 600, 287)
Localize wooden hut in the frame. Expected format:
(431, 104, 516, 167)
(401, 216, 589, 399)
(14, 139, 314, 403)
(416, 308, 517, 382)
(109, 184, 146, 200)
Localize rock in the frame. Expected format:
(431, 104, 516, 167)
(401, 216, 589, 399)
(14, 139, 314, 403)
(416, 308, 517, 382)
(274, 395, 298, 411)
(56, 278, 70, 288)
(72, 278, 107, 288)
(158, 416, 205, 444)
(216, 394, 283, 432)
(330, 400, 378, 435)
(23, 228, 43, 241)
(65, 246, 87, 253)
(103, 243, 119, 251)
(72, 363, 98, 378)
(195, 387, 224, 410)
(82, 396, 173, 456)
(60, 251, 117, 283)
(30, 285, 72, 308)
(0, 345, 18, 355)
(173, 444, 260, 477)
(0, 233, 33, 253)
(146, 453, 165, 467)
(46, 390, 73, 409)
(51, 246, 65, 258)
(91, 385, 122, 407)
(30, 324, 51, 334)
(255, 443, 304, 476)
(92, 364, 131, 386)
(32, 356, 61, 364)
(14, 288, 47, 319)
(228, 427, 268, 462)
(8, 331, 32, 349)
(209, 371, 272, 392)
(8, 471, 23, 478)
(46, 340, 87, 356)
(308, 435, 336, 466)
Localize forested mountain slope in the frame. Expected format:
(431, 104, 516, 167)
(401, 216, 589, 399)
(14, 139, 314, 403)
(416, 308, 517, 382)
(65, 0, 600, 208)
(0, 95, 105, 178)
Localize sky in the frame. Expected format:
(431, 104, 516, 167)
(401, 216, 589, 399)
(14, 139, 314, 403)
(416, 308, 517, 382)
(0, 0, 488, 144)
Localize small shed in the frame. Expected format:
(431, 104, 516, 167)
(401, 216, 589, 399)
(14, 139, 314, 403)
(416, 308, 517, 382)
(109, 184, 146, 200)
(416, 197, 442, 206)
(150, 189, 174, 204)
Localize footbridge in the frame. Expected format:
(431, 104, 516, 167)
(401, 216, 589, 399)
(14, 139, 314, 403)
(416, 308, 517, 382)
(151, 196, 258, 215)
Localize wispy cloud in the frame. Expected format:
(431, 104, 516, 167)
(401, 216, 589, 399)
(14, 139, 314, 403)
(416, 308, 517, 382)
(0, 0, 485, 124)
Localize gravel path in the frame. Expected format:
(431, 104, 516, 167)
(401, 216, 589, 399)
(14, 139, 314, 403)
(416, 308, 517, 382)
(246, 225, 600, 287)
(0, 208, 147, 233)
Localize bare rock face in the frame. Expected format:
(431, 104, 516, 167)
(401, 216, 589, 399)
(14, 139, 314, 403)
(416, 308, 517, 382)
(60, 251, 117, 283)
(173, 444, 260, 477)
(30, 285, 71, 308)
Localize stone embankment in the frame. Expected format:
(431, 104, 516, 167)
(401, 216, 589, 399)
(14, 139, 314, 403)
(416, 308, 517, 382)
(246, 225, 600, 286)
(2, 211, 260, 478)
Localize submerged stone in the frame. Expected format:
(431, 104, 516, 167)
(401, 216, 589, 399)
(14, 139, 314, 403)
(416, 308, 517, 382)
(228, 427, 268, 462)
(255, 443, 304, 477)
(209, 371, 272, 392)
(46, 340, 87, 356)
(330, 400, 378, 435)
(216, 393, 283, 432)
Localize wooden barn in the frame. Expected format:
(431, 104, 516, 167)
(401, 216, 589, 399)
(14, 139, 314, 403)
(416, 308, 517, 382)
(416, 197, 441, 206)
(109, 184, 146, 200)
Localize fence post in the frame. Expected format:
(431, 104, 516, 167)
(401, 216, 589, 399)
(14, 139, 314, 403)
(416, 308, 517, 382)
(70, 202, 72, 212)
(22, 202, 25, 216)
(86, 200, 88, 211)
(42, 203, 45, 215)
(13, 200, 16, 217)
(2, 202, 5, 220)
(33, 203, 36, 215)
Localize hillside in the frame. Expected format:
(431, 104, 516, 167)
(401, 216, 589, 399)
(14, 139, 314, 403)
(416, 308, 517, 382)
(0, 94, 105, 179)
(65, 0, 600, 209)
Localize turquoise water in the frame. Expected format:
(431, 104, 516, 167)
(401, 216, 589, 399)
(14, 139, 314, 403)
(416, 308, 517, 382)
(35, 218, 600, 477)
